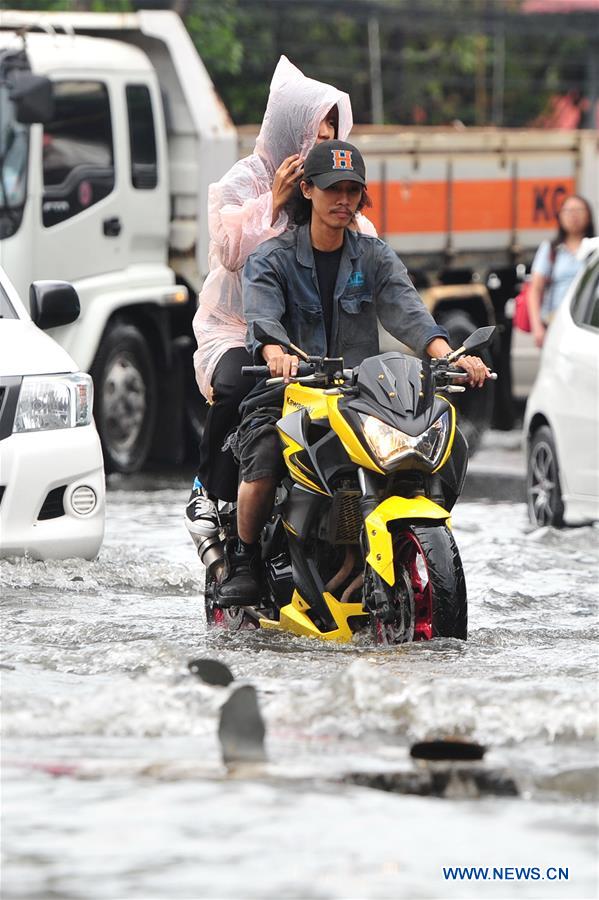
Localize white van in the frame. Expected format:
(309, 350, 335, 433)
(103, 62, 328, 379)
(0, 267, 105, 559)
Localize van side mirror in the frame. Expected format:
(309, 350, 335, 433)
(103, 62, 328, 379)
(10, 72, 54, 124)
(30, 281, 80, 330)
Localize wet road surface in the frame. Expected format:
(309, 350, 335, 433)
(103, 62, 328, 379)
(1, 472, 598, 899)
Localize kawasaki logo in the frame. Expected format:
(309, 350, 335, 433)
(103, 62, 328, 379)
(285, 397, 313, 413)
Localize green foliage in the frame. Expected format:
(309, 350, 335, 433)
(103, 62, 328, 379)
(184, 0, 243, 78)
(6, 0, 595, 127)
(189, 0, 594, 127)
(6, 0, 134, 11)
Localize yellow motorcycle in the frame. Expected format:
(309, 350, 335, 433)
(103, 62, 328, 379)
(205, 327, 496, 645)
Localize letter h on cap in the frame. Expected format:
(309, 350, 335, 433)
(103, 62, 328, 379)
(331, 149, 353, 170)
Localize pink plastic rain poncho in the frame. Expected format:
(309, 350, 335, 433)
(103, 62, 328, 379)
(192, 55, 376, 400)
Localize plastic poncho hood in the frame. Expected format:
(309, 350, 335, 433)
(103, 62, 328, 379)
(255, 56, 353, 172)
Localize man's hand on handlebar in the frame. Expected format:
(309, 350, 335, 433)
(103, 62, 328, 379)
(262, 344, 300, 382)
(427, 338, 493, 389)
(455, 355, 491, 389)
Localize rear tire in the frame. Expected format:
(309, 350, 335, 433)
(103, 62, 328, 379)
(437, 310, 494, 455)
(204, 577, 256, 631)
(527, 425, 564, 527)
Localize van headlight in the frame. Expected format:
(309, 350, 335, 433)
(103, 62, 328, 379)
(13, 373, 93, 433)
(361, 411, 451, 469)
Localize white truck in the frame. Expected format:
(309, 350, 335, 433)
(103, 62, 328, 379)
(0, 9, 236, 472)
(2, 10, 597, 468)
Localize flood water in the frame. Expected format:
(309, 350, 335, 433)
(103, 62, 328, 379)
(1, 473, 598, 899)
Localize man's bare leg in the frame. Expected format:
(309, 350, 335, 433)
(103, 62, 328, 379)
(237, 477, 277, 544)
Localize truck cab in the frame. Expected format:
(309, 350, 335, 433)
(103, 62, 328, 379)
(0, 10, 236, 472)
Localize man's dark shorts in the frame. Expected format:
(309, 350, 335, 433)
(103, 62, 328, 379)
(235, 405, 287, 483)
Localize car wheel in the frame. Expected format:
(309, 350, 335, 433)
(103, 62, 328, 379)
(91, 322, 157, 473)
(527, 425, 564, 527)
(437, 310, 495, 455)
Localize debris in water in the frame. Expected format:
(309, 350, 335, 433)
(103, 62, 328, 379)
(218, 685, 266, 764)
(188, 658, 234, 686)
(410, 738, 486, 761)
(344, 767, 518, 798)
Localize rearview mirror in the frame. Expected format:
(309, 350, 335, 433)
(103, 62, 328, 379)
(253, 322, 281, 347)
(30, 281, 80, 330)
(462, 325, 496, 353)
(253, 322, 309, 360)
(10, 72, 54, 124)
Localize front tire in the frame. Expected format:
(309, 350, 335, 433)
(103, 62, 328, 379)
(527, 425, 564, 527)
(390, 525, 467, 641)
(91, 322, 157, 473)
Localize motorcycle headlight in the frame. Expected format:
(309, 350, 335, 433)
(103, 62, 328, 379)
(13, 373, 93, 433)
(361, 411, 451, 469)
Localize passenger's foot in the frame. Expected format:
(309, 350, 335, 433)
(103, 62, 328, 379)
(185, 478, 219, 548)
(216, 541, 261, 607)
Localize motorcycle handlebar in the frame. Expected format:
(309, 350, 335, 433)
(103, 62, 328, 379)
(448, 369, 498, 381)
(241, 363, 315, 378)
(241, 362, 497, 383)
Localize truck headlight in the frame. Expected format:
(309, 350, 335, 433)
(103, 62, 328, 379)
(362, 411, 451, 469)
(13, 373, 93, 433)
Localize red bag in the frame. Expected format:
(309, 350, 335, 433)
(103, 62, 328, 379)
(513, 282, 531, 332)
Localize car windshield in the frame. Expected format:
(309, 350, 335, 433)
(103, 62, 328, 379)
(0, 281, 18, 319)
(0, 79, 30, 238)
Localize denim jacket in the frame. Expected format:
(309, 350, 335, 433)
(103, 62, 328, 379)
(243, 224, 448, 366)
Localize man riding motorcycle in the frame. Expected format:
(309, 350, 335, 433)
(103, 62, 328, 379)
(217, 139, 490, 606)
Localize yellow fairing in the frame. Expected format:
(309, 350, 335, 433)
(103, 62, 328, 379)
(327, 395, 384, 473)
(259, 590, 367, 643)
(282, 383, 329, 420)
(279, 432, 327, 494)
(365, 496, 450, 586)
(278, 384, 330, 493)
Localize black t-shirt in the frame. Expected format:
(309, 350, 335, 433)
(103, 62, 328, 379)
(313, 246, 343, 350)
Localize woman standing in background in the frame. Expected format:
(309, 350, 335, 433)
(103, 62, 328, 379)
(528, 194, 595, 348)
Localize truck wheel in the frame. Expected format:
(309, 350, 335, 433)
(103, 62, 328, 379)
(437, 310, 495, 455)
(91, 322, 157, 473)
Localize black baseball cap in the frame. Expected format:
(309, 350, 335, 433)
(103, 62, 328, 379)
(303, 140, 366, 189)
